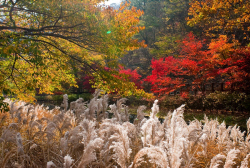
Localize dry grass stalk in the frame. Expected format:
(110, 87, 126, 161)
(1, 92, 250, 168)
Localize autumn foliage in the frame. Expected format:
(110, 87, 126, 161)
(0, 0, 147, 101)
(187, 0, 250, 44)
(145, 32, 250, 97)
(78, 64, 152, 98)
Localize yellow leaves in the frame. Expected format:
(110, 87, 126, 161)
(92, 70, 153, 99)
(97, 2, 145, 57)
(0, 0, 147, 102)
(0, 46, 77, 102)
(188, 0, 250, 40)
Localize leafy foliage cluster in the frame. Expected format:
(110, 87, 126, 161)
(0, 0, 150, 101)
(145, 33, 250, 97)
(2, 0, 250, 103)
(123, 0, 250, 99)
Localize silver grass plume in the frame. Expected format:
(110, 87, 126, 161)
(29, 143, 37, 150)
(34, 104, 44, 116)
(162, 112, 172, 141)
(79, 118, 97, 146)
(186, 126, 207, 167)
(8, 123, 19, 130)
(136, 105, 147, 122)
(122, 122, 137, 141)
(240, 153, 250, 168)
(101, 94, 109, 117)
(188, 128, 203, 142)
(63, 154, 74, 168)
(217, 122, 232, 149)
(117, 98, 128, 113)
(172, 137, 189, 167)
(9, 100, 17, 118)
(84, 96, 98, 120)
(60, 131, 69, 155)
(96, 96, 109, 122)
(134, 105, 147, 134)
(99, 119, 125, 166)
(77, 138, 104, 168)
(164, 112, 172, 127)
(64, 110, 76, 126)
(109, 125, 132, 168)
(131, 146, 169, 168)
(121, 105, 129, 122)
(150, 99, 159, 119)
(16, 109, 22, 123)
(67, 126, 83, 145)
(70, 98, 84, 111)
(247, 117, 250, 134)
(187, 119, 203, 135)
(66, 125, 84, 153)
(79, 119, 103, 167)
(96, 98, 103, 120)
(53, 113, 64, 124)
(166, 104, 189, 167)
(230, 125, 245, 147)
(224, 148, 241, 168)
(16, 132, 24, 154)
(0, 128, 16, 143)
(141, 99, 164, 147)
(109, 98, 128, 123)
(98, 119, 119, 139)
(141, 117, 163, 147)
(92, 89, 101, 98)
(47, 161, 56, 168)
(246, 134, 250, 153)
(83, 89, 102, 120)
(61, 94, 68, 111)
(29, 120, 42, 131)
(203, 115, 219, 141)
(209, 154, 226, 168)
(109, 104, 121, 122)
(70, 98, 87, 120)
(99, 119, 120, 141)
(60, 117, 73, 133)
(45, 121, 57, 144)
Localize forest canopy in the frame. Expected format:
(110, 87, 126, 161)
(2, 0, 250, 101)
(0, 0, 150, 101)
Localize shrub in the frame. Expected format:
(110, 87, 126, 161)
(204, 92, 250, 112)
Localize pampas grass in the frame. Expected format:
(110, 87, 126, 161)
(1, 91, 250, 168)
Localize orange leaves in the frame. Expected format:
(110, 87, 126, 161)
(188, 0, 250, 42)
(208, 35, 239, 62)
(95, 1, 146, 64)
(113, 2, 144, 40)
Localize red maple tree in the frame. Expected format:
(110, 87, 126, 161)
(145, 32, 250, 97)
